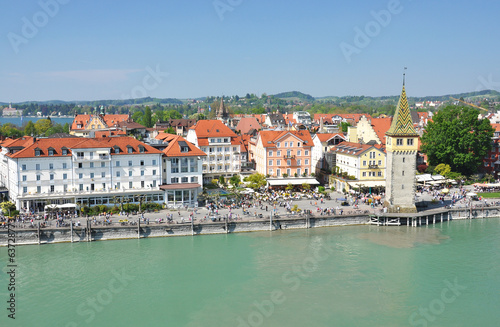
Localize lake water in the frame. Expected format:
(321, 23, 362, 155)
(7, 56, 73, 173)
(1, 219, 499, 326)
(0, 117, 74, 127)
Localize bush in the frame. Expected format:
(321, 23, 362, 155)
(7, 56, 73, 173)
(417, 164, 428, 173)
(318, 186, 325, 193)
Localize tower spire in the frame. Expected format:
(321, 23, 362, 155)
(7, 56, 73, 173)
(403, 67, 407, 86)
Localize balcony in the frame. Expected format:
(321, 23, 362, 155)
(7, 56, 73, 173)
(368, 164, 379, 169)
(283, 154, 296, 159)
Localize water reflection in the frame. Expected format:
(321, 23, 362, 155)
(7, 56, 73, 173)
(358, 226, 449, 248)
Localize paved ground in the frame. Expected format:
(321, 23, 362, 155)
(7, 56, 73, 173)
(6, 185, 496, 229)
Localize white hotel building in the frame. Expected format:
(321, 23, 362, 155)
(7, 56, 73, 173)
(186, 120, 242, 184)
(0, 136, 164, 212)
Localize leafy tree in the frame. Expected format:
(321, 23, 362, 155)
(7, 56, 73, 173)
(165, 109, 182, 120)
(218, 175, 226, 187)
(421, 105, 494, 175)
(142, 106, 153, 128)
(164, 127, 176, 135)
(229, 175, 241, 188)
(0, 201, 16, 215)
(286, 183, 293, 191)
(434, 163, 451, 176)
(63, 122, 70, 134)
(340, 122, 351, 133)
(24, 121, 36, 136)
(245, 173, 267, 190)
(302, 183, 311, 191)
(34, 119, 52, 135)
(132, 111, 143, 123)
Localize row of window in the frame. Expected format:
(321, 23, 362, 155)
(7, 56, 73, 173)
(362, 160, 382, 166)
(268, 159, 309, 166)
(268, 168, 309, 176)
(21, 159, 157, 171)
(209, 138, 230, 143)
(22, 180, 157, 194)
(275, 141, 302, 148)
(171, 176, 198, 183)
(202, 146, 239, 153)
(394, 138, 414, 146)
(21, 169, 155, 181)
(268, 149, 309, 157)
(362, 171, 383, 177)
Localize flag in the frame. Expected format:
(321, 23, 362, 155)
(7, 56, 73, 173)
(209, 105, 211, 112)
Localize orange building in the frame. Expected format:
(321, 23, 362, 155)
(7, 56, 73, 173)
(250, 130, 314, 178)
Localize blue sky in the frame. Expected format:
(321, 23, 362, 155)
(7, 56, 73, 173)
(1, 0, 499, 102)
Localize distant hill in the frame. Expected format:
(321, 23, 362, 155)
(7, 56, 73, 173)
(273, 91, 315, 102)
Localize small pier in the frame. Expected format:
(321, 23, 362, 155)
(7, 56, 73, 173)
(369, 210, 452, 227)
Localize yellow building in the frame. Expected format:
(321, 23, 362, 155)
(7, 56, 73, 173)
(329, 142, 386, 193)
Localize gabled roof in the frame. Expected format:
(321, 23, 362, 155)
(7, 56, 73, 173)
(157, 133, 206, 157)
(258, 130, 314, 148)
(370, 117, 393, 145)
(235, 117, 261, 134)
(190, 120, 237, 138)
(315, 133, 345, 143)
(71, 114, 129, 130)
(7, 136, 161, 158)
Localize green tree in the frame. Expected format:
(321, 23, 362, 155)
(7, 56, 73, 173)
(164, 127, 176, 135)
(421, 105, 494, 175)
(434, 163, 451, 176)
(34, 119, 52, 135)
(340, 122, 351, 133)
(132, 111, 143, 123)
(0, 201, 16, 216)
(24, 121, 36, 136)
(229, 175, 241, 188)
(244, 173, 267, 190)
(142, 106, 153, 128)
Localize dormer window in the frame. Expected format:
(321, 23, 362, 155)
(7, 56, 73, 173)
(48, 148, 54, 156)
(139, 146, 145, 153)
(35, 148, 41, 156)
(113, 146, 120, 154)
(127, 146, 133, 154)
(62, 148, 68, 155)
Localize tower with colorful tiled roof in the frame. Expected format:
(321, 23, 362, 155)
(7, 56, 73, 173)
(384, 76, 419, 213)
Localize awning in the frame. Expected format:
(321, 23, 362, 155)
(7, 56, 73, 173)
(347, 180, 386, 188)
(159, 183, 201, 190)
(96, 150, 109, 154)
(267, 178, 320, 186)
(44, 203, 77, 210)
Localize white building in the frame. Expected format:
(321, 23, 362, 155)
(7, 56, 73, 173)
(0, 136, 163, 212)
(155, 133, 206, 208)
(186, 120, 242, 184)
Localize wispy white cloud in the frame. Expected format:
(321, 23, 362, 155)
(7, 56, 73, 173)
(35, 69, 142, 83)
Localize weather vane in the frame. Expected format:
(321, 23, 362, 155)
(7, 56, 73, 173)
(403, 67, 407, 85)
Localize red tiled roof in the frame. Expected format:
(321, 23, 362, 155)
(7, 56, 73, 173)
(258, 130, 314, 148)
(235, 117, 261, 134)
(156, 133, 206, 157)
(331, 141, 385, 156)
(8, 136, 161, 158)
(315, 133, 344, 143)
(190, 120, 237, 138)
(71, 114, 129, 130)
(370, 117, 393, 145)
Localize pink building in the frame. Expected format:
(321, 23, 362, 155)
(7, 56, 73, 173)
(250, 130, 314, 177)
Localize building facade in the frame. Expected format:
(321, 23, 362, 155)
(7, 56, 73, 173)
(186, 120, 242, 184)
(250, 130, 314, 177)
(0, 136, 163, 212)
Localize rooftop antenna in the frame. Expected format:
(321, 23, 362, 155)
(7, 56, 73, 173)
(403, 67, 407, 86)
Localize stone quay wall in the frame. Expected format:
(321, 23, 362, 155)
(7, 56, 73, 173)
(1, 206, 499, 246)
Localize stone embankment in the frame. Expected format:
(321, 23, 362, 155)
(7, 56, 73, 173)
(1, 206, 498, 246)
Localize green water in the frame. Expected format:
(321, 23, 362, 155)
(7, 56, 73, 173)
(1, 219, 500, 327)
